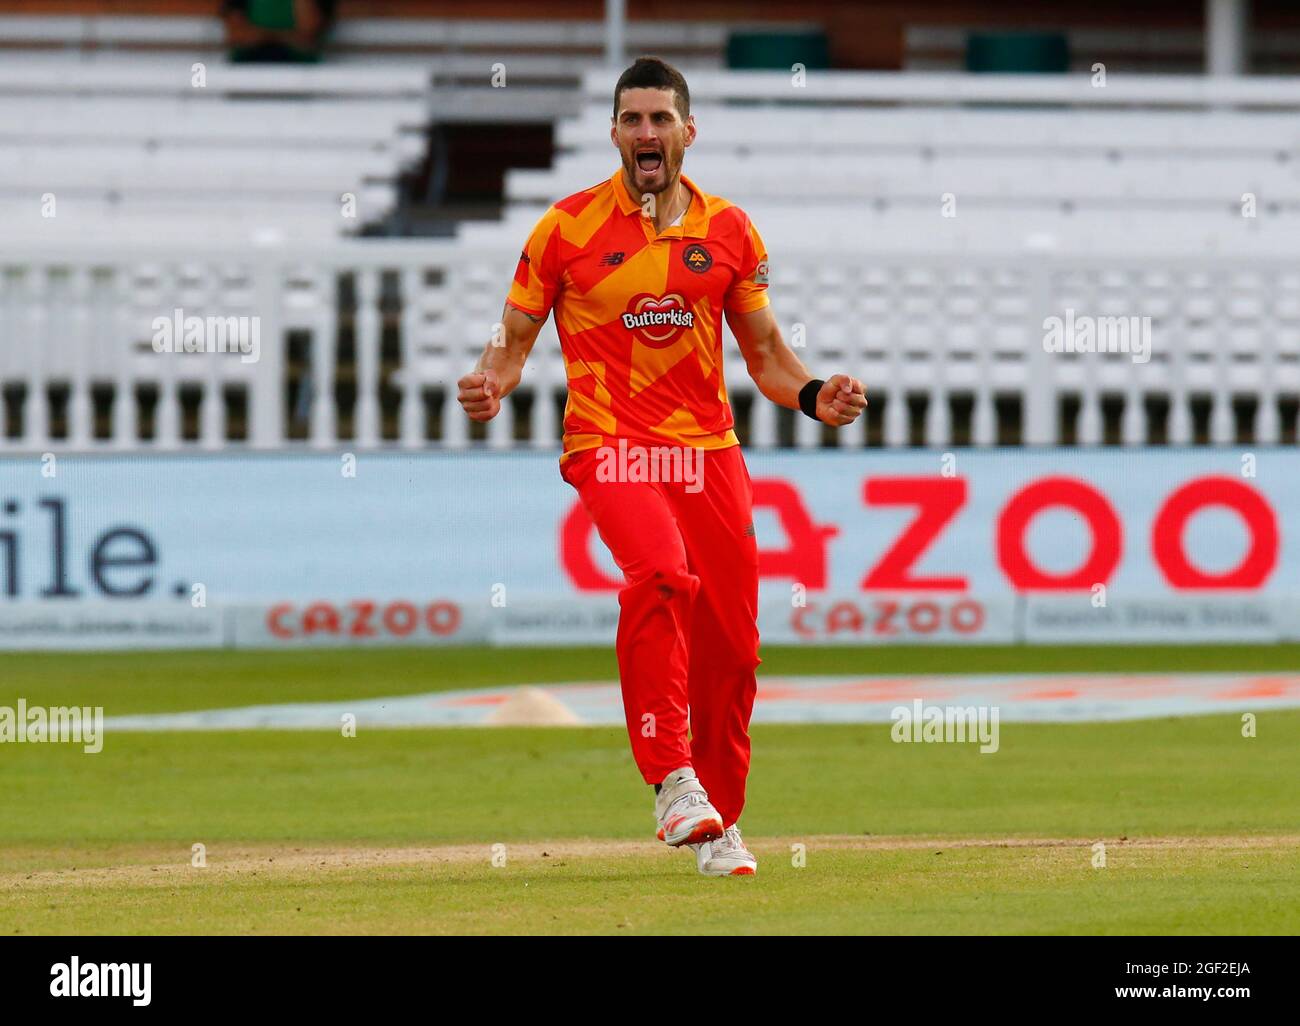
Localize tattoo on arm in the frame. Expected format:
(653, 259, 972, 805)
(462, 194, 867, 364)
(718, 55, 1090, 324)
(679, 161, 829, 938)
(504, 303, 544, 324)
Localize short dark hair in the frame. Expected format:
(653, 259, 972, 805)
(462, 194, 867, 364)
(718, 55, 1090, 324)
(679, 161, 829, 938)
(613, 56, 690, 122)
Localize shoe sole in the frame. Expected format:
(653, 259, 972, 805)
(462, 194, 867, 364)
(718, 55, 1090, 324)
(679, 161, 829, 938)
(664, 817, 724, 847)
(700, 863, 757, 877)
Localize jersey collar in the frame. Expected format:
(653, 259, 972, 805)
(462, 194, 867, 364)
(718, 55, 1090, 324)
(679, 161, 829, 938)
(611, 168, 709, 239)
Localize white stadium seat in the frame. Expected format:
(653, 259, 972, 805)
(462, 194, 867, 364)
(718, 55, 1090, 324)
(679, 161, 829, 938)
(2, 26, 1299, 452)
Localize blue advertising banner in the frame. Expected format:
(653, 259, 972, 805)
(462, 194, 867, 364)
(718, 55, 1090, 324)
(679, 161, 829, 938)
(0, 447, 1291, 648)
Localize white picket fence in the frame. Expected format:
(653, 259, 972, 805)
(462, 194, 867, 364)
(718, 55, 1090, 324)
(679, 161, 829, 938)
(1, 238, 1298, 453)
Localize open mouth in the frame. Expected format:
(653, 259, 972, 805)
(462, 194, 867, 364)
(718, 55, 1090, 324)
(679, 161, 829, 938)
(635, 149, 663, 174)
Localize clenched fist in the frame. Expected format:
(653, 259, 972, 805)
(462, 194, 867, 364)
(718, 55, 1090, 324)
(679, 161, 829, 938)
(817, 374, 867, 427)
(457, 369, 501, 422)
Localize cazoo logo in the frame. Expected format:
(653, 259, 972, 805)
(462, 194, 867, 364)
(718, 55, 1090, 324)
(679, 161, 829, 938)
(266, 599, 463, 640)
(562, 473, 1280, 593)
(621, 293, 695, 347)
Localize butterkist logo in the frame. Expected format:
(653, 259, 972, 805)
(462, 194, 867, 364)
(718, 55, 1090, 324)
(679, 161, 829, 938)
(621, 293, 695, 347)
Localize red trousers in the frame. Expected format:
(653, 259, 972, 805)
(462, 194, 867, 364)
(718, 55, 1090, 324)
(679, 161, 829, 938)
(561, 442, 761, 827)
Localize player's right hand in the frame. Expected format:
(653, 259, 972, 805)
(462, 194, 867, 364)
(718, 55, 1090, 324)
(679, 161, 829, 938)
(457, 369, 502, 422)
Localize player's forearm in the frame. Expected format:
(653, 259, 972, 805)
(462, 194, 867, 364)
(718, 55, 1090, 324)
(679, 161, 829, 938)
(748, 332, 817, 410)
(475, 304, 546, 398)
(473, 342, 527, 398)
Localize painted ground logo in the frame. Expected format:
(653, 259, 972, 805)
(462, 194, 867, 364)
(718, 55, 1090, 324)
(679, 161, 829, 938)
(621, 293, 695, 347)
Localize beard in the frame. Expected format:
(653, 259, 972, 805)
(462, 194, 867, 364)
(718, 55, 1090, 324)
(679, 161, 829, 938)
(621, 142, 681, 196)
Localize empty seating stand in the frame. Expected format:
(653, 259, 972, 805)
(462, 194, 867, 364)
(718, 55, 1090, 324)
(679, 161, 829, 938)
(3, 24, 1299, 454)
(0, 50, 432, 244)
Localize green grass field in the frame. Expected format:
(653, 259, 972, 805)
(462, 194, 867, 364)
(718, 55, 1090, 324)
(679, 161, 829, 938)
(2, 644, 1297, 935)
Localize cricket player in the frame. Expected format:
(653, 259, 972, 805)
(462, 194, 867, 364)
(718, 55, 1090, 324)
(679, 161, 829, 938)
(458, 57, 866, 876)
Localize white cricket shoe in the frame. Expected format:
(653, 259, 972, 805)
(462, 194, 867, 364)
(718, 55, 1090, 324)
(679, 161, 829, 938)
(654, 767, 724, 847)
(691, 825, 757, 877)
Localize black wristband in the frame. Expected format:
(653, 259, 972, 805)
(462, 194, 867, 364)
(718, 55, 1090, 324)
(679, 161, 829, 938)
(798, 379, 825, 421)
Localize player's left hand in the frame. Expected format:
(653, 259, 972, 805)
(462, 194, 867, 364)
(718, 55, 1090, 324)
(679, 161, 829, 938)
(816, 374, 867, 427)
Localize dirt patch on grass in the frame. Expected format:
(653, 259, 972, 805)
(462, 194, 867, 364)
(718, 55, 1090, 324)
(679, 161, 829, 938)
(3, 833, 1296, 891)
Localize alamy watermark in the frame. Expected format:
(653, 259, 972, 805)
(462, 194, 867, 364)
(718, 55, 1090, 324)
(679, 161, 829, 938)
(594, 439, 705, 494)
(890, 699, 1000, 754)
(151, 307, 260, 364)
(1043, 309, 1151, 364)
(0, 699, 103, 753)
(50, 957, 150, 1006)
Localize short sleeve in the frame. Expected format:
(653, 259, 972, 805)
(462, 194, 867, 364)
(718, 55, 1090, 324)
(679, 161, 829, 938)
(506, 208, 563, 319)
(723, 215, 770, 315)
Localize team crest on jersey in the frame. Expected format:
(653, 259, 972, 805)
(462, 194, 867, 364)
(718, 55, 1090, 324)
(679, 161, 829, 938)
(682, 244, 713, 273)
(622, 293, 696, 348)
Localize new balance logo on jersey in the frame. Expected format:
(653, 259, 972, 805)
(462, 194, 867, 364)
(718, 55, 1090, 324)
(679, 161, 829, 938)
(599, 251, 625, 266)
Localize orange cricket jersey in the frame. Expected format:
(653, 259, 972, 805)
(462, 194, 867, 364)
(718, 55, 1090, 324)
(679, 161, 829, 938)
(505, 168, 770, 462)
